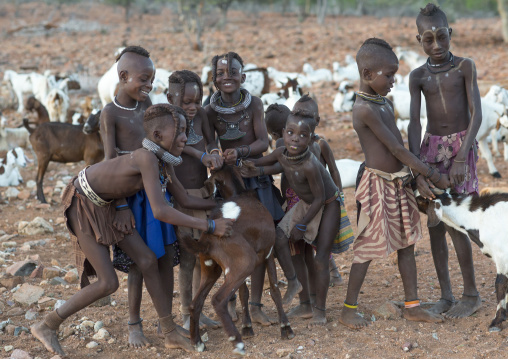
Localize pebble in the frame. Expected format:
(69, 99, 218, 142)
(432, 333, 439, 340)
(86, 341, 99, 349)
(81, 320, 95, 330)
(25, 310, 38, 320)
(402, 342, 412, 352)
(4, 345, 13, 352)
(107, 338, 116, 344)
(276, 348, 293, 357)
(55, 299, 66, 310)
(94, 321, 104, 332)
(10, 348, 32, 358)
(7, 307, 25, 317)
(92, 328, 110, 340)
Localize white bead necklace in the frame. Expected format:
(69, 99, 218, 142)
(113, 96, 138, 111)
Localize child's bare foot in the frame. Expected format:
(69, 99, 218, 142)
(339, 307, 370, 330)
(444, 294, 482, 318)
(428, 298, 454, 314)
(128, 322, 150, 348)
(31, 321, 66, 356)
(182, 313, 221, 330)
(282, 277, 302, 306)
(329, 272, 344, 287)
(250, 303, 276, 326)
(228, 297, 238, 322)
(287, 301, 313, 319)
(164, 330, 194, 353)
(404, 307, 444, 323)
(307, 307, 327, 328)
(157, 322, 190, 339)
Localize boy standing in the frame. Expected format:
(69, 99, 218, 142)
(31, 104, 234, 356)
(339, 38, 447, 329)
(409, 3, 482, 318)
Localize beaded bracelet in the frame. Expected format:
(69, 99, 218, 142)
(295, 224, 307, 232)
(207, 219, 216, 234)
(200, 152, 207, 163)
(116, 204, 129, 211)
(343, 301, 358, 309)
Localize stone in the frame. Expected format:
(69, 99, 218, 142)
(5, 324, 16, 335)
(6, 307, 24, 316)
(6, 261, 37, 277)
(10, 349, 32, 358)
(13, 326, 29, 336)
(81, 320, 95, 329)
(54, 300, 66, 310)
(2, 241, 16, 248)
(35, 203, 51, 210)
(17, 190, 30, 200)
(25, 310, 38, 320)
(29, 265, 45, 279)
(12, 283, 44, 306)
(276, 348, 293, 357)
(86, 341, 99, 349)
(50, 259, 60, 267)
(63, 269, 79, 284)
(4, 345, 14, 352)
(61, 326, 75, 339)
(5, 187, 20, 198)
(19, 244, 31, 252)
(42, 267, 60, 280)
(373, 301, 402, 320)
(0, 234, 17, 242)
(92, 328, 110, 340)
(93, 321, 104, 332)
(55, 217, 65, 225)
(91, 295, 111, 307)
(26, 180, 36, 188)
(0, 319, 12, 331)
(49, 277, 67, 286)
(18, 217, 54, 236)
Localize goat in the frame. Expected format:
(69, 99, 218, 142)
(333, 81, 355, 113)
(332, 60, 359, 83)
(395, 47, 426, 71)
(3, 70, 48, 112)
(25, 96, 50, 124)
(302, 63, 332, 83)
(182, 165, 294, 355)
(267, 67, 311, 89)
(416, 189, 508, 332)
(333, 159, 362, 188)
(261, 78, 302, 111)
(242, 64, 271, 97)
(0, 114, 31, 152)
(0, 147, 27, 187)
(24, 110, 104, 203)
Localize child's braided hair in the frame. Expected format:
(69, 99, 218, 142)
(211, 52, 244, 91)
(144, 104, 190, 141)
(265, 103, 291, 138)
(168, 70, 203, 107)
(290, 108, 317, 133)
(116, 45, 150, 62)
(417, 3, 449, 28)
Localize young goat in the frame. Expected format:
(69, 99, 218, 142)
(182, 165, 294, 355)
(416, 189, 508, 332)
(0, 147, 27, 187)
(24, 110, 103, 203)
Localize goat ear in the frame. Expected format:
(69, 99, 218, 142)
(496, 118, 501, 131)
(426, 201, 441, 228)
(204, 176, 216, 199)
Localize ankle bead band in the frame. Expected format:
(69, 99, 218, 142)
(404, 300, 421, 308)
(343, 301, 358, 309)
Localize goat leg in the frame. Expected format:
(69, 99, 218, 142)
(35, 157, 50, 203)
(489, 273, 508, 332)
(189, 258, 221, 352)
(265, 253, 295, 340)
(238, 282, 254, 338)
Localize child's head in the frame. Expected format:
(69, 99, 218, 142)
(265, 103, 291, 141)
(143, 104, 188, 156)
(292, 94, 320, 125)
(416, 4, 452, 60)
(167, 70, 203, 121)
(356, 38, 398, 96)
(283, 109, 316, 156)
(211, 52, 246, 93)
(116, 46, 155, 102)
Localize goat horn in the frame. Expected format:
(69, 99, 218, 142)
(431, 187, 445, 195)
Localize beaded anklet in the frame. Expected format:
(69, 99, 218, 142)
(343, 301, 358, 309)
(249, 301, 264, 308)
(404, 300, 421, 309)
(128, 318, 143, 326)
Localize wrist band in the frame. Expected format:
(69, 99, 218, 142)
(414, 172, 421, 180)
(209, 148, 222, 156)
(236, 145, 251, 159)
(207, 219, 216, 234)
(425, 166, 434, 179)
(116, 204, 129, 211)
(200, 152, 206, 163)
(295, 224, 307, 232)
(259, 167, 265, 176)
(343, 301, 358, 309)
(404, 299, 420, 308)
(454, 159, 466, 163)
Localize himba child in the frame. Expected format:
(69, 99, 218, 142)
(166, 69, 222, 330)
(204, 51, 292, 325)
(31, 104, 235, 356)
(408, 3, 482, 318)
(99, 47, 217, 348)
(240, 108, 344, 327)
(338, 38, 448, 330)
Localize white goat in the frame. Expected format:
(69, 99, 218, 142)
(416, 189, 508, 333)
(0, 114, 31, 152)
(333, 81, 355, 113)
(334, 159, 362, 188)
(395, 47, 426, 71)
(302, 63, 332, 83)
(267, 67, 311, 89)
(332, 61, 359, 83)
(3, 70, 50, 112)
(0, 147, 27, 187)
(45, 86, 70, 123)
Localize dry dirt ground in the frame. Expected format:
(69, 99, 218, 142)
(1, 2, 508, 359)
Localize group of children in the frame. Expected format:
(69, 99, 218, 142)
(32, 2, 483, 356)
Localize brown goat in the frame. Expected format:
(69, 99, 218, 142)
(23, 110, 103, 203)
(182, 165, 294, 355)
(25, 96, 50, 124)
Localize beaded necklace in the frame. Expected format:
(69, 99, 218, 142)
(426, 52, 455, 74)
(355, 91, 386, 105)
(113, 96, 138, 111)
(282, 146, 310, 162)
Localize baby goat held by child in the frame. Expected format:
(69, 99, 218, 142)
(416, 189, 508, 332)
(181, 165, 294, 355)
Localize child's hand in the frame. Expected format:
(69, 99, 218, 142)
(448, 161, 466, 188)
(214, 218, 235, 237)
(416, 175, 435, 199)
(289, 225, 306, 242)
(434, 172, 450, 190)
(239, 160, 259, 178)
(223, 148, 238, 165)
(113, 210, 136, 235)
(202, 153, 223, 170)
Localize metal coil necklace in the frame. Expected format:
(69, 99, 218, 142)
(210, 88, 252, 115)
(426, 52, 455, 74)
(142, 138, 182, 167)
(113, 96, 138, 111)
(355, 91, 386, 105)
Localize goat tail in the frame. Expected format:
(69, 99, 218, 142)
(22, 118, 34, 134)
(179, 232, 211, 255)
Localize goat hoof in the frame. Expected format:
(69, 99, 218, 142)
(492, 172, 502, 178)
(280, 324, 295, 340)
(241, 325, 254, 338)
(488, 325, 502, 333)
(194, 341, 206, 352)
(232, 341, 245, 356)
